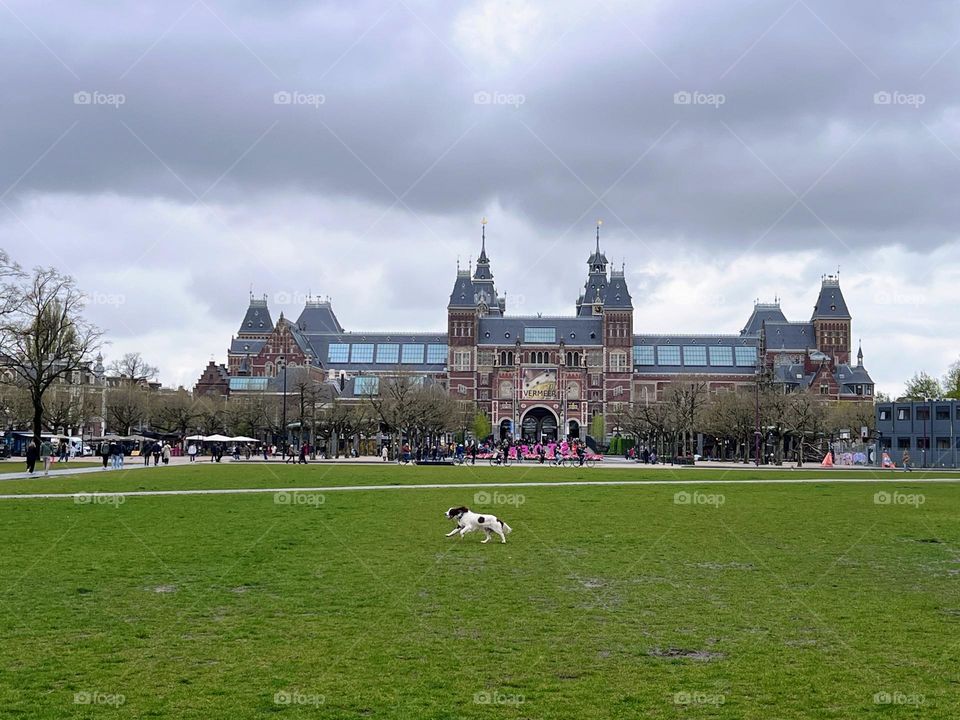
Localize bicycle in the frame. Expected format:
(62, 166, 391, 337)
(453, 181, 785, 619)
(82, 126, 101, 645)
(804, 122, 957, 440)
(489, 454, 512, 467)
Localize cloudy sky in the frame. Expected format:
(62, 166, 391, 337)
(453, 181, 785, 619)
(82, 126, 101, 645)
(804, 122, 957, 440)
(2, 0, 958, 395)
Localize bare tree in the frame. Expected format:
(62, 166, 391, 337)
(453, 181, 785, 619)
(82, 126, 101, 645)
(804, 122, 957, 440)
(107, 352, 159, 385)
(0, 267, 102, 445)
(105, 384, 150, 435)
(151, 389, 201, 438)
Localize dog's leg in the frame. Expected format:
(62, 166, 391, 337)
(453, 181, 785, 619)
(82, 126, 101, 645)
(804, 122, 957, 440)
(494, 527, 507, 543)
(445, 528, 460, 537)
(481, 529, 491, 544)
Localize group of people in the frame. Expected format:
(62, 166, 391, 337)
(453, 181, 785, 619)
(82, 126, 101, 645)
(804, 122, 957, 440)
(139, 441, 172, 466)
(23, 439, 55, 475)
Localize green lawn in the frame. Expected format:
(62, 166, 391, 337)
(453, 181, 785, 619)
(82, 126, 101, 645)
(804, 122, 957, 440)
(0, 462, 953, 496)
(0, 461, 100, 475)
(0, 465, 957, 718)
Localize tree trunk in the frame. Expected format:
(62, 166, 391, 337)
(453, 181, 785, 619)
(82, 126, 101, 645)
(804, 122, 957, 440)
(33, 398, 43, 447)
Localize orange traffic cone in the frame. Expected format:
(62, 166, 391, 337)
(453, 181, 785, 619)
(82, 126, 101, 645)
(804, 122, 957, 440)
(821, 451, 834, 467)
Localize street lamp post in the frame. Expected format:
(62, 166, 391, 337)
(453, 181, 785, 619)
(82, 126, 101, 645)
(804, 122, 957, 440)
(278, 356, 288, 452)
(754, 367, 761, 466)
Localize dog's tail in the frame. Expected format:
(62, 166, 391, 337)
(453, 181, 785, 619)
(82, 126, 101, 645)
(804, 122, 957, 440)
(500, 519, 513, 534)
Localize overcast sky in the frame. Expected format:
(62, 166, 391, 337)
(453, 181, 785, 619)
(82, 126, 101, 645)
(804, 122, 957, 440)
(2, 0, 958, 395)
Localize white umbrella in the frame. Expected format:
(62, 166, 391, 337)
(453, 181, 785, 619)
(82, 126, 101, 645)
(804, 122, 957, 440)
(204, 433, 233, 442)
(230, 436, 258, 442)
(185, 434, 206, 441)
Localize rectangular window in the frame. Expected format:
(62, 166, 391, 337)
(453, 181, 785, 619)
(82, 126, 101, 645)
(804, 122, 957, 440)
(657, 346, 681, 365)
(633, 345, 654, 365)
(376, 344, 399, 364)
(878, 408, 890, 421)
(936, 406, 950, 420)
(917, 437, 930, 450)
(916, 407, 930, 421)
(937, 437, 951, 450)
(586, 350, 603, 367)
(453, 351, 471, 371)
(523, 327, 556, 344)
(354, 376, 380, 395)
(735, 346, 758, 366)
(683, 346, 707, 366)
(477, 350, 495, 366)
(229, 377, 268, 391)
(426, 344, 448, 364)
(897, 437, 910, 449)
(328, 344, 349, 363)
(350, 344, 374, 363)
(401, 344, 424, 364)
(897, 408, 911, 421)
(820, 383, 830, 395)
(708, 346, 733, 366)
(610, 351, 627, 371)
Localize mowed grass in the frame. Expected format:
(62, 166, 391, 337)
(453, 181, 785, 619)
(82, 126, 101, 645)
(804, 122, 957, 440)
(0, 466, 958, 718)
(0, 461, 954, 496)
(0, 461, 101, 475)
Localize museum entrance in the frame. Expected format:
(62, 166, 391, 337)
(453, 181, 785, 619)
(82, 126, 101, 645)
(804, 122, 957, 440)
(521, 407, 558, 444)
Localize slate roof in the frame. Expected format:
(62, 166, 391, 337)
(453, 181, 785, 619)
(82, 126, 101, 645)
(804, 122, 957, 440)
(478, 316, 604, 345)
(295, 300, 343, 333)
(604, 270, 633, 310)
(238, 297, 273, 336)
(448, 271, 476, 308)
(762, 321, 816, 350)
(812, 276, 851, 319)
(741, 303, 787, 336)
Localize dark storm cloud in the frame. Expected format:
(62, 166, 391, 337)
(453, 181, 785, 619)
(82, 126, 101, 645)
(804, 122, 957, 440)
(2, 0, 960, 252)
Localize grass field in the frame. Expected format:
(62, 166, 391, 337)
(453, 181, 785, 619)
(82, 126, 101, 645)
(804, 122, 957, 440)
(0, 464, 957, 718)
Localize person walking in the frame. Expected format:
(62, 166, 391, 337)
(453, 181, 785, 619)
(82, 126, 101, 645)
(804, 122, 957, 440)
(152, 442, 161, 466)
(298, 442, 308, 464)
(100, 441, 110, 469)
(902, 450, 913, 472)
(25, 440, 39, 475)
(187, 443, 197, 462)
(39, 438, 54, 476)
(161, 442, 171, 465)
(381, 445, 388, 462)
(143, 442, 152, 466)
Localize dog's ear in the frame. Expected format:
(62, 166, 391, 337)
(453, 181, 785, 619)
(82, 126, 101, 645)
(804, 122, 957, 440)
(450, 506, 468, 517)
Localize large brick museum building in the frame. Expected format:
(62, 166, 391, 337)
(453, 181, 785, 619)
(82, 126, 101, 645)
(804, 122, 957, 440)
(195, 226, 874, 443)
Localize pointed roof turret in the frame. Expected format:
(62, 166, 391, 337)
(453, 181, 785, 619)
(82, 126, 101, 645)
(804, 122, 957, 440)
(812, 274, 851, 320)
(473, 217, 494, 282)
(857, 340, 864, 367)
(238, 293, 274, 337)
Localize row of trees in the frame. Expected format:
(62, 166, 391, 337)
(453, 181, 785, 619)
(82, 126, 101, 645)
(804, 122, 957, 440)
(0, 254, 102, 445)
(901, 361, 960, 401)
(614, 377, 876, 462)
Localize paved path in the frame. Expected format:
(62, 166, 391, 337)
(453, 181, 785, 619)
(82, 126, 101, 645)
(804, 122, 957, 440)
(0, 475, 955, 501)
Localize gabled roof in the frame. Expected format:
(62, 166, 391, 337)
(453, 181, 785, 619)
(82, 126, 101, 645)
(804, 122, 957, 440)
(812, 276, 851, 320)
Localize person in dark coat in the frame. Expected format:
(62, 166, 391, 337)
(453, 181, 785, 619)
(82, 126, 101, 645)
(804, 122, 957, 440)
(25, 441, 39, 475)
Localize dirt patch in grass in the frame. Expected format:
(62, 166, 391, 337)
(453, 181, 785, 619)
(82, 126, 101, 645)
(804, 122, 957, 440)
(648, 647, 725, 662)
(150, 584, 177, 594)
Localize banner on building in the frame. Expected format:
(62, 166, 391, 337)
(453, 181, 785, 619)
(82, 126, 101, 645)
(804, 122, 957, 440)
(522, 369, 558, 400)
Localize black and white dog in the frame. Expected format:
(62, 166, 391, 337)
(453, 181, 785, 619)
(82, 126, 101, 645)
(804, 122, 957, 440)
(444, 506, 513, 544)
